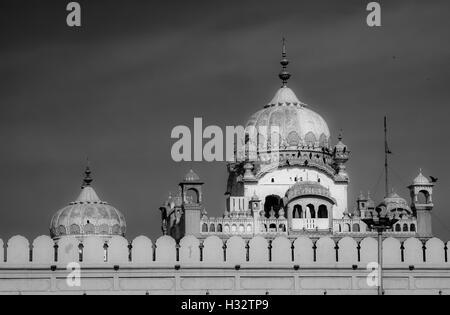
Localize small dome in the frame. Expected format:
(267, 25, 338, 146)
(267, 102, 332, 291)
(413, 170, 430, 185)
(285, 181, 335, 204)
(183, 169, 201, 182)
(378, 191, 411, 214)
(49, 167, 127, 239)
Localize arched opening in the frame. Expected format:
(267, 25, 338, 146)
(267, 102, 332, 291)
(293, 205, 303, 218)
(318, 205, 328, 218)
(186, 188, 199, 204)
(410, 224, 416, 232)
(319, 133, 328, 147)
(246, 224, 252, 233)
(58, 225, 67, 236)
(262, 224, 268, 232)
(418, 190, 429, 204)
(217, 224, 223, 233)
(210, 224, 215, 233)
(98, 224, 109, 235)
(352, 223, 360, 232)
(287, 131, 300, 146)
(239, 224, 245, 233)
(403, 223, 408, 232)
(395, 224, 401, 232)
(305, 132, 316, 147)
(306, 204, 315, 218)
(269, 223, 277, 232)
(231, 224, 237, 233)
(264, 195, 283, 218)
(202, 223, 208, 232)
(343, 223, 351, 232)
(224, 225, 230, 233)
(279, 224, 286, 232)
(84, 223, 95, 234)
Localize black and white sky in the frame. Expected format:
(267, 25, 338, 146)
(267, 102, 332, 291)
(1, 0, 450, 241)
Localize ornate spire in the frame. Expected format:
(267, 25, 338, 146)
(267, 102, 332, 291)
(82, 161, 93, 188)
(278, 37, 291, 87)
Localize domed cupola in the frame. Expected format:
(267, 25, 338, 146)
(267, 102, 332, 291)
(375, 190, 412, 217)
(49, 166, 127, 239)
(413, 170, 430, 185)
(245, 39, 331, 152)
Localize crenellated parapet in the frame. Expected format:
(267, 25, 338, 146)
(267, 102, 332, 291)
(0, 234, 448, 267)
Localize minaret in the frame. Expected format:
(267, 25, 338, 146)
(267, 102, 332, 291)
(408, 169, 435, 237)
(179, 170, 204, 237)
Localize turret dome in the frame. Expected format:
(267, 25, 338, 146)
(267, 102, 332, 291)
(49, 166, 127, 239)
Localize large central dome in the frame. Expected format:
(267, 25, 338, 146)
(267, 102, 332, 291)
(246, 87, 330, 149)
(245, 40, 330, 150)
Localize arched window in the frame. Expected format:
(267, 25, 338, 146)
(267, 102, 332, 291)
(186, 188, 199, 204)
(262, 224, 268, 232)
(217, 224, 223, 233)
(210, 224, 215, 233)
(410, 224, 416, 232)
(343, 223, 351, 232)
(70, 224, 80, 235)
(264, 195, 283, 218)
(239, 225, 245, 233)
(287, 131, 300, 146)
(98, 224, 109, 235)
(293, 205, 302, 218)
(395, 224, 401, 232)
(246, 224, 252, 233)
(304, 132, 316, 147)
(319, 133, 328, 147)
(231, 224, 237, 233)
(352, 223, 360, 232)
(279, 224, 286, 232)
(403, 223, 408, 232)
(112, 224, 121, 234)
(418, 190, 429, 204)
(202, 223, 208, 232)
(84, 222, 95, 234)
(306, 204, 315, 218)
(224, 224, 230, 233)
(318, 205, 328, 218)
(58, 225, 67, 236)
(269, 223, 277, 231)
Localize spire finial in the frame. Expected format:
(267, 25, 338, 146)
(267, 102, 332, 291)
(338, 129, 343, 141)
(279, 37, 291, 87)
(82, 159, 93, 188)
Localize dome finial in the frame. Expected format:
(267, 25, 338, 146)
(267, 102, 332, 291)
(82, 158, 93, 188)
(279, 37, 291, 87)
(338, 129, 343, 142)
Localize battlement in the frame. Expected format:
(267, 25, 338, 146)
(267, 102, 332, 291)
(0, 234, 448, 267)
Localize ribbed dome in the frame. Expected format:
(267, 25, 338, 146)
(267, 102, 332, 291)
(49, 168, 127, 239)
(284, 181, 335, 204)
(413, 171, 430, 185)
(246, 87, 330, 149)
(378, 191, 411, 214)
(183, 169, 201, 182)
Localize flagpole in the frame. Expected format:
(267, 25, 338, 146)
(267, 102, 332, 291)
(384, 116, 389, 197)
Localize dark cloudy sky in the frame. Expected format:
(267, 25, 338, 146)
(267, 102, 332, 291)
(1, 0, 450, 242)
